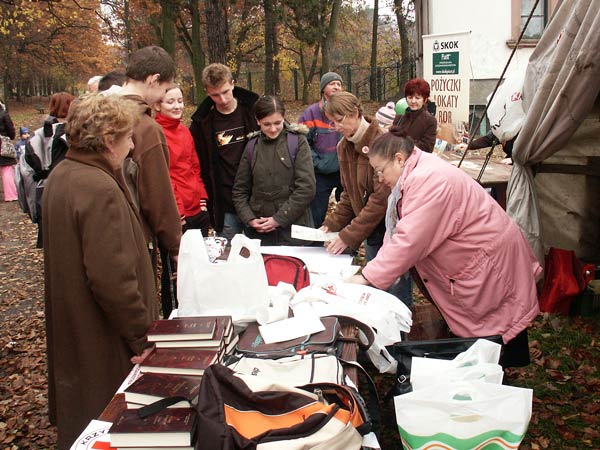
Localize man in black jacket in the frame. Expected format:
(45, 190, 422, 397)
(189, 64, 259, 240)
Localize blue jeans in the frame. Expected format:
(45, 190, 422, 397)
(310, 172, 342, 227)
(388, 274, 414, 307)
(218, 212, 244, 243)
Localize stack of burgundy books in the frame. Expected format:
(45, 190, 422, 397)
(108, 316, 235, 449)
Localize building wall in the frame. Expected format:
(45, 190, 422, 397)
(419, 0, 546, 106)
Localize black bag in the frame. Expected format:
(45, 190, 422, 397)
(386, 335, 503, 396)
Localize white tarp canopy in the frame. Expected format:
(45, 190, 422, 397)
(507, 0, 600, 263)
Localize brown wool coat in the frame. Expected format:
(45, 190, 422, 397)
(43, 150, 158, 449)
(122, 95, 181, 257)
(324, 117, 390, 250)
(392, 106, 437, 153)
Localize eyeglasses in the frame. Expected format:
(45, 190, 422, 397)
(330, 115, 346, 125)
(375, 160, 393, 177)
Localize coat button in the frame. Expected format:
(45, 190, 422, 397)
(281, 157, 285, 161)
(423, 278, 428, 283)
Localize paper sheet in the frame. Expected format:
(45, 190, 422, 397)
(70, 419, 112, 450)
(260, 246, 356, 283)
(258, 315, 325, 344)
(291, 224, 339, 242)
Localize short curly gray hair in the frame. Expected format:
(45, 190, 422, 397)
(66, 94, 140, 154)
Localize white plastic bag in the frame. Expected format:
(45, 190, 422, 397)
(410, 338, 504, 390)
(487, 65, 527, 142)
(177, 231, 269, 324)
(410, 359, 504, 391)
(395, 381, 533, 449)
(291, 282, 413, 373)
(291, 282, 412, 345)
(452, 338, 502, 366)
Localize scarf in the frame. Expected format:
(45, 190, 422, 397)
(385, 176, 402, 238)
(346, 117, 370, 145)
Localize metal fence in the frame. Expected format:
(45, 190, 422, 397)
(233, 60, 416, 104)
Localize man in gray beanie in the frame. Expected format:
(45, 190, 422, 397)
(298, 71, 344, 227)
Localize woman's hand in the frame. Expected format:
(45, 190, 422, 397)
(325, 235, 349, 255)
(347, 274, 370, 285)
(249, 217, 279, 233)
(454, 142, 468, 152)
(130, 345, 154, 365)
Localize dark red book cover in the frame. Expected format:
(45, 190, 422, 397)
(140, 348, 219, 376)
(109, 408, 196, 447)
(174, 315, 232, 341)
(124, 373, 201, 405)
(147, 317, 217, 341)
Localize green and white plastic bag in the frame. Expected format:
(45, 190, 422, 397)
(394, 380, 532, 450)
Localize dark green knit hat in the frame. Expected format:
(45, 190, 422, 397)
(320, 72, 343, 93)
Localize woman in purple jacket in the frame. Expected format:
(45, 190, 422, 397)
(350, 129, 541, 368)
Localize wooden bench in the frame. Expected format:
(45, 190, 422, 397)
(35, 105, 45, 114)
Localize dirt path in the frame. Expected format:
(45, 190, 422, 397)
(0, 195, 56, 448)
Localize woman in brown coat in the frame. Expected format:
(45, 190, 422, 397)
(42, 94, 158, 449)
(392, 78, 437, 153)
(320, 92, 389, 261)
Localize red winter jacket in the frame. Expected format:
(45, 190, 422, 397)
(155, 113, 208, 218)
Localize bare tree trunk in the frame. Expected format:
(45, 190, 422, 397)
(124, 0, 133, 55)
(320, 0, 342, 72)
(161, 0, 177, 57)
(205, 0, 230, 63)
(192, 0, 206, 101)
(370, 0, 379, 101)
(394, 0, 413, 90)
(300, 44, 320, 104)
(263, 0, 276, 94)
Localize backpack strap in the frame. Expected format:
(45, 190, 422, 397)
(245, 135, 260, 169)
(246, 131, 300, 169)
(286, 132, 299, 163)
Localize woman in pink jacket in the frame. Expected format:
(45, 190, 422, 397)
(350, 129, 541, 367)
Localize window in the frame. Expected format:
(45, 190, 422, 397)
(508, 0, 555, 48)
(521, 0, 546, 39)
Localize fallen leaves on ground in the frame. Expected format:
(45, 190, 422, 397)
(0, 205, 56, 449)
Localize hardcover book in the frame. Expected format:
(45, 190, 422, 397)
(173, 315, 233, 346)
(124, 373, 201, 407)
(139, 348, 219, 376)
(109, 408, 197, 447)
(147, 317, 217, 342)
(155, 339, 225, 351)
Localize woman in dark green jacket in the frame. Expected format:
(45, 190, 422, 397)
(233, 95, 316, 246)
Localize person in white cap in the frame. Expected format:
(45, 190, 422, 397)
(298, 71, 344, 228)
(87, 75, 102, 93)
(375, 101, 396, 128)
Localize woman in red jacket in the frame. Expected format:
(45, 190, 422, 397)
(155, 86, 210, 318)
